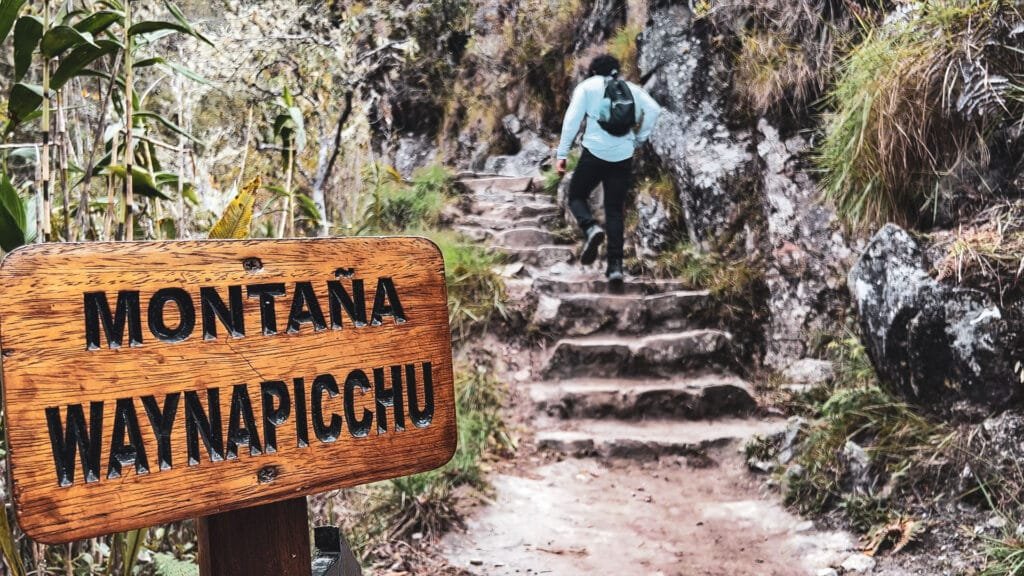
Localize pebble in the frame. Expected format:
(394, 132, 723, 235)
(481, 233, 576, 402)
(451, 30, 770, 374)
(841, 553, 877, 572)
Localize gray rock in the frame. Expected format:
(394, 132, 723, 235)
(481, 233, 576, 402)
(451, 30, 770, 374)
(840, 553, 877, 573)
(391, 135, 438, 177)
(849, 223, 1024, 416)
(640, 5, 752, 247)
(842, 441, 871, 492)
(782, 359, 835, 389)
(483, 118, 552, 177)
(757, 120, 853, 367)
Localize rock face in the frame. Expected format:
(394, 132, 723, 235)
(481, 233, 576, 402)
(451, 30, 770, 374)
(640, 5, 853, 370)
(640, 6, 752, 248)
(757, 120, 853, 367)
(849, 224, 1024, 417)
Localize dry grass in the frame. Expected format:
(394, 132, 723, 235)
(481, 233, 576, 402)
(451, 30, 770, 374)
(734, 31, 815, 113)
(935, 202, 1024, 301)
(818, 1, 1024, 230)
(704, 0, 859, 114)
(606, 23, 644, 80)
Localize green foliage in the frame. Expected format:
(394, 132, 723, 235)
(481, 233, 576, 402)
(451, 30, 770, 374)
(606, 23, 643, 80)
(361, 163, 454, 233)
(426, 230, 508, 341)
(785, 385, 948, 523)
(152, 553, 199, 576)
(817, 0, 1024, 229)
(0, 171, 31, 251)
(540, 151, 579, 194)
(826, 330, 877, 389)
(652, 241, 760, 303)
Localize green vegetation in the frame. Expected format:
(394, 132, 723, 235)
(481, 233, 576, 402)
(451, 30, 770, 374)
(606, 23, 643, 80)
(652, 241, 760, 303)
(427, 230, 508, 341)
(817, 1, 1024, 229)
(540, 150, 579, 194)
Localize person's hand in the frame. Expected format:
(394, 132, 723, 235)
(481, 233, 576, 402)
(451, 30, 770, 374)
(556, 158, 568, 175)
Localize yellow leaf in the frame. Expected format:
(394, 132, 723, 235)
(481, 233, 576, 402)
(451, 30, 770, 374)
(209, 176, 260, 240)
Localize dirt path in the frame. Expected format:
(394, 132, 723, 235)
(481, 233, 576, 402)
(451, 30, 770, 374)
(439, 174, 860, 575)
(444, 450, 852, 575)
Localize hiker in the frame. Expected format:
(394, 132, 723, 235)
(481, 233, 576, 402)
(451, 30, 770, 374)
(556, 53, 662, 284)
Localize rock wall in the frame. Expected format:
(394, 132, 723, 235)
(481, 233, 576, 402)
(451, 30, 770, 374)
(640, 4, 853, 370)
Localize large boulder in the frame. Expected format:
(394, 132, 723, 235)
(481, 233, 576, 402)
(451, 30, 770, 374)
(849, 224, 1024, 417)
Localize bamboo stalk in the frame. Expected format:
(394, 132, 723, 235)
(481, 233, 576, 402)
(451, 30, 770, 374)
(103, 130, 120, 241)
(40, 0, 51, 242)
(58, 90, 70, 241)
(123, 0, 134, 241)
(176, 58, 186, 240)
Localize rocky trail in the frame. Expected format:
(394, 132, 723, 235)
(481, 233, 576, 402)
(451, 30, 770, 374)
(437, 175, 873, 575)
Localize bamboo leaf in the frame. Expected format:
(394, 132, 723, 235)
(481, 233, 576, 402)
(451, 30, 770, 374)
(287, 106, 306, 152)
(134, 110, 204, 145)
(296, 193, 321, 224)
(40, 25, 97, 58)
(0, 172, 28, 252)
(7, 82, 43, 129)
(163, 0, 213, 46)
(13, 15, 42, 81)
(127, 20, 190, 38)
(121, 528, 145, 576)
(0, 0, 27, 45)
(103, 165, 172, 200)
(73, 10, 122, 35)
(209, 176, 260, 240)
(51, 39, 118, 89)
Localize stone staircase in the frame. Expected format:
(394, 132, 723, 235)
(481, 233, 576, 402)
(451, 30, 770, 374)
(454, 173, 781, 462)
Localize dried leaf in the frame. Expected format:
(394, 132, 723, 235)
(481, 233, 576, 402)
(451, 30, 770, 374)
(209, 176, 260, 240)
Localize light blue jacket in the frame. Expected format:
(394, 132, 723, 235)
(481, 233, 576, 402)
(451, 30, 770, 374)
(556, 75, 662, 162)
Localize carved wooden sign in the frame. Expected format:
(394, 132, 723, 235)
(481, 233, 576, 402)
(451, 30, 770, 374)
(0, 238, 456, 544)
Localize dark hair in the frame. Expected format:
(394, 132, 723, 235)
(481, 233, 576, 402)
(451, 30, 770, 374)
(588, 54, 621, 77)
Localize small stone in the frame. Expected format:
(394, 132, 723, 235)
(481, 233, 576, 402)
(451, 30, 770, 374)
(793, 521, 814, 532)
(841, 554, 876, 572)
(470, 559, 484, 566)
(989, 515, 1008, 530)
(816, 569, 839, 576)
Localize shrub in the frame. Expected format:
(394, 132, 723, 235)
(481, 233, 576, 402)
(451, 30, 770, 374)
(360, 163, 453, 233)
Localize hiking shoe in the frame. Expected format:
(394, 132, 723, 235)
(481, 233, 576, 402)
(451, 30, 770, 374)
(607, 259, 624, 286)
(580, 226, 606, 265)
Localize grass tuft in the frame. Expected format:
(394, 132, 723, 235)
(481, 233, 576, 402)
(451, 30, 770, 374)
(817, 1, 1024, 229)
(425, 230, 508, 341)
(606, 23, 643, 80)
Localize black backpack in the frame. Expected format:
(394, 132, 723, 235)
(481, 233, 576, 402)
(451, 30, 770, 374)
(598, 76, 636, 136)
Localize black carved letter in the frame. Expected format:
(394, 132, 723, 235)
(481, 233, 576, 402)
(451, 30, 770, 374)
(344, 370, 373, 438)
(45, 402, 104, 487)
(84, 291, 143, 350)
(147, 288, 195, 343)
(311, 374, 342, 443)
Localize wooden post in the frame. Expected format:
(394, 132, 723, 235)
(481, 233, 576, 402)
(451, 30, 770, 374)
(197, 497, 312, 576)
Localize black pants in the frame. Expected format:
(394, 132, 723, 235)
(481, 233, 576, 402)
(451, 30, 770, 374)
(568, 148, 632, 262)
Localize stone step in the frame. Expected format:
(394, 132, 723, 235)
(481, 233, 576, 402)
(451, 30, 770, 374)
(533, 274, 694, 296)
(504, 245, 575, 268)
(463, 213, 561, 231)
(454, 225, 494, 242)
(491, 227, 558, 249)
(542, 331, 734, 379)
(458, 176, 535, 194)
(473, 201, 559, 221)
(536, 417, 785, 460)
(531, 290, 713, 337)
(469, 189, 553, 205)
(526, 374, 756, 420)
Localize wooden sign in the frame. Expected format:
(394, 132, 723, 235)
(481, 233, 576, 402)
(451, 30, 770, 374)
(0, 238, 456, 544)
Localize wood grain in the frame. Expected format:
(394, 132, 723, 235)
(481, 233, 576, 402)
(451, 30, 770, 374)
(0, 238, 456, 544)
(197, 497, 311, 576)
